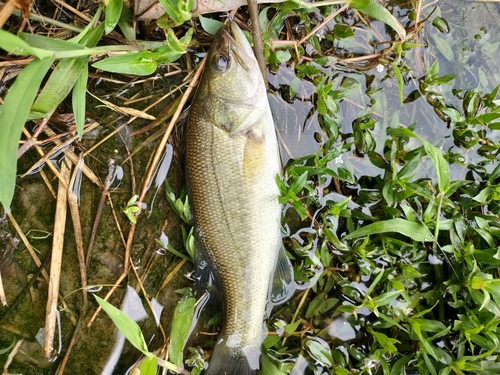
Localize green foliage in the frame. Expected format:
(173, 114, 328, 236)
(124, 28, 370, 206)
(121, 195, 142, 224)
(94, 295, 153, 358)
(0, 55, 55, 210)
(169, 293, 196, 367)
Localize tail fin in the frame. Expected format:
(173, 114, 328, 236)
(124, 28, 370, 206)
(205, 343, 259, 375)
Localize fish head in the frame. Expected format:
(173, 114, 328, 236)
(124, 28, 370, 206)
(198, 22, 269, 135)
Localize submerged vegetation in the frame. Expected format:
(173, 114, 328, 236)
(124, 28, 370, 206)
(1, 0, 500, 374)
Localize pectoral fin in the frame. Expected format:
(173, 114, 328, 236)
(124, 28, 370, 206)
(270, 246, 295, 305)
(193, 229, 222, 302)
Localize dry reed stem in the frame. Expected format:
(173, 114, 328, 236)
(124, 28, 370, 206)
(137, 56, 207, 206)
(155, 259, 187, 299)
(248, 0, 268, 86)
(44, 123, 102, 187)
(44, 156, 71, 359)
(2, 339, 23, 375)
(85, 159, 116, 271)
(39, 168, 57, 199)
(0, 270, 6, 306)
(20, 134, 79, 178)
(21, 127, 69, 189)
(0, 0, 15, 28)
(7, 212, 48, 280)
(297, 4, 349, 45)
(282, 288, 310, 346)
(67, 158, 88, 307)
(51, 0, 90, 22)
(0, 58, 33, 67)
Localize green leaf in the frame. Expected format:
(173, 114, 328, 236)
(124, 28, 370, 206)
(93, 51, 158, 75)
(410, 318, 448, 333)
(199, 15, 225, 35)
(372, 290, 402, 307)
(32, 23, 104, 115)
(262, 354, 287, 375)
(305, 339, 334, 367)
(154, 27, 193, 63)
(138, 355, 158, 375)
(169, 296, 196, 367)
(19, 32, 85, 51)
(417, 137, 450, 195)
(344, 218, 433, 242)
(0, 55, 55, 210)
(158, 0, 193, 26)
(387, 128, 450, 194)
(0, 340, 15, 355)
(369, 329, 399, 353)
(392, 62, 404, 104)
(432, 34, 454, 62)
(94, 295, 153, 357)
(391, 355, 413, 375)
(72, 64, 88, 140)
(349, 0, 406, 40)
(0, 29, 53, 59)
(105, 0, 123, 34)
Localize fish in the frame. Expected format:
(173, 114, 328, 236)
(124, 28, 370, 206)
(186, 22, 293, 375)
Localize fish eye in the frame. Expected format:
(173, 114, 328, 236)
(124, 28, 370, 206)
(211, 53, 229, 72)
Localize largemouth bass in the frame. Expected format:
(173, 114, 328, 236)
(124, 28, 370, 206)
(186, 23, 291, 374)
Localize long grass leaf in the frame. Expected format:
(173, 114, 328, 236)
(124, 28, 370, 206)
(19, 32, 85, 51)
(105, 0, 123, 34)
(0, 29, 53, 59)
(72, 64, 88, 140)
(169, 296, 196, 367)
(94, 295, 153, 358)
(344, 218, 434, 242)
(0, 56, 55, 210)
(32, 23, 104, 115)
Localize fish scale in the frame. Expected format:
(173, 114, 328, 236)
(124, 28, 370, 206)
(186, 23, 284, 374)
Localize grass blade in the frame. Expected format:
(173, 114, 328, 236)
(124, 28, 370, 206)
(31, 23, 104, 115)
(105, 0, 123, 34)
(169, 296, 196, 367)
(72, 64, 88, 140)
(0, 55, 55, 210)
(343, 218, 434, 242)
(94, 295, 153, 358)
(0, 29, 53, 59)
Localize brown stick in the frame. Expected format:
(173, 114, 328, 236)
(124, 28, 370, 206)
(0, 270, 6, 306)
(297, 4, 348, 46)
(67, 158, 88, 308)
(44, 156, 72, 359)
(43, 124, 102, 188)
(0, 0, 15, 29)
(247, 0, 268, 87)
(85, 159, 116, 271)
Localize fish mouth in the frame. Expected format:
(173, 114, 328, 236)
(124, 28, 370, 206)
(216, 23, 255, 68)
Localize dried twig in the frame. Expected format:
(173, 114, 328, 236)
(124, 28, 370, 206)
(43, 124, 102, 188)
(247, 0, 268, 87)
(67, 158, 88, 308)
(44, 156, 71, 359)
(2, 339, 23, 375)
(0, 270, 6, 306)
(85, 159, 116, 271)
